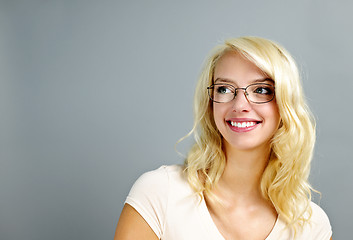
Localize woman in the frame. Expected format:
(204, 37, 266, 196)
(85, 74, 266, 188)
(114, 36, 332, 239)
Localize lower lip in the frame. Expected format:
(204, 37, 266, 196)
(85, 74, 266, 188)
(227, 122, 259, 132)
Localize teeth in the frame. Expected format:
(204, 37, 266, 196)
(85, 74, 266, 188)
(230, 121, 256, 128)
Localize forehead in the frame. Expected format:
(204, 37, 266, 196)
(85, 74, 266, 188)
(214, 51, 268, 84)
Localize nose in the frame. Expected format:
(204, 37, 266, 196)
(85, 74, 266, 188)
(232, 89, 251, 112)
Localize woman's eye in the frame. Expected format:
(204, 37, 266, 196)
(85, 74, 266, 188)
(254, 86, 273, 95)
(216, 86, 232, 94)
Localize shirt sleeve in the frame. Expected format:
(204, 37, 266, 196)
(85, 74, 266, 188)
(125, 166, 169, 239)
(310, 202, 332, 239)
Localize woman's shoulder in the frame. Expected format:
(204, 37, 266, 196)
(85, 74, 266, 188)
(309, 201, 331, 228)
(272, 201, 332, 239)
(124, 165, 190, 238)
(301, 201, 332, 239)
(133, 164, 185, 184)
(126, 165, 187, 201)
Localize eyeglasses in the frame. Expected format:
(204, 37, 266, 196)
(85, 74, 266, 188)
(207, 83, 275, 104)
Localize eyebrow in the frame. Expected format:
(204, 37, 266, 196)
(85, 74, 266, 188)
(214, 78, 274, 85)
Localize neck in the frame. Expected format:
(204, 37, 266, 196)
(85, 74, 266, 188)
(214, 143, 271, 206)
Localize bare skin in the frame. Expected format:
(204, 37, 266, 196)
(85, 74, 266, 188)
(114, 204, 158, 240)
(204, 146, 278, 240)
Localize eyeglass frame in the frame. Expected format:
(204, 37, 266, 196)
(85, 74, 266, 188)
(207, 82, 276, 104)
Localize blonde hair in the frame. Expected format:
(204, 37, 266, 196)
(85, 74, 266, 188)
(184, 36, 316, 233)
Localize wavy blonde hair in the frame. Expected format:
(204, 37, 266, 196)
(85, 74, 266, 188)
(184, 36, 316, 233)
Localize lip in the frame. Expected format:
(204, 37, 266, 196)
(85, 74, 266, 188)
(226, 118, 262, 133)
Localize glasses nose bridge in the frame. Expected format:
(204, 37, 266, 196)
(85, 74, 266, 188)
(234, 86, 249, 100)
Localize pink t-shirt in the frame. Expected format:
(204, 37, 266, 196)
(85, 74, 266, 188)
(125, 165, 332, 239)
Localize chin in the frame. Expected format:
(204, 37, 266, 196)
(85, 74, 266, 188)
(223, 139, 271, 152)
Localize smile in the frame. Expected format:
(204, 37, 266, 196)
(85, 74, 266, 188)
(230, 121, 256, 128)
(226, 119, 261, 132)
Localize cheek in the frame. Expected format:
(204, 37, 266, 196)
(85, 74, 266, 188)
(212, 103, 225, 129)
(272, 103, 281, 122)
(213, 102, 225, 116)
(266, 104, 281, 127)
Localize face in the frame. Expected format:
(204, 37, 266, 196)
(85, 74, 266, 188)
(212, 51, 281, 153)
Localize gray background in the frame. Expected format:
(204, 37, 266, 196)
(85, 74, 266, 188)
(1, 0, 352, 239)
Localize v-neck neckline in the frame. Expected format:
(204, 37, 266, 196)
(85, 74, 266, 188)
(198, 193, 281, 240)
